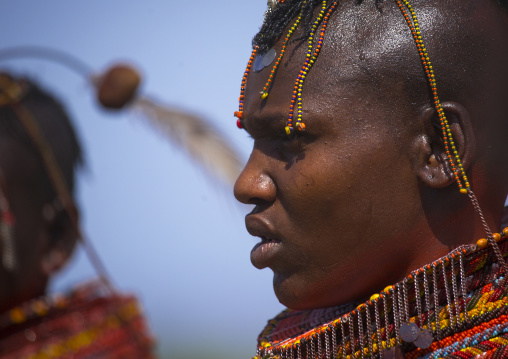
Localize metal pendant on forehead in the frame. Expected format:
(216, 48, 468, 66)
(253, 48, 277, 72)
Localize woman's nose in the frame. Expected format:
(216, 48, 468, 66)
(234, 149, 276, 206)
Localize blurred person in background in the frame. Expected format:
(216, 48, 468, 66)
(0, 72, 154, 358)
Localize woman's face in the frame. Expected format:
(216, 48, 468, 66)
(234, 2, 434, 309)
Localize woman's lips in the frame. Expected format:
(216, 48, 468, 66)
(250, 236, 281, 269)
(245, 215, 283, 269)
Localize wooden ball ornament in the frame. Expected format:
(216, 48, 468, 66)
(96, 64, 141, 110)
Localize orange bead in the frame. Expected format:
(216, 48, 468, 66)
(9, 308, 25, 323)
(493, 233, 502, 242)
(477, 238, 488, 249)
(503, 227, 508, 236)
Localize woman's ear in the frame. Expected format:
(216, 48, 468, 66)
(414, 101, 476, 189)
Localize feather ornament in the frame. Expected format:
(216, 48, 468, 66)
(130, 95, 243, 186)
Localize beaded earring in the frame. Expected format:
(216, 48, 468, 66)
(396, 0, 508, 277)
(395, 0, 469, 194)
(0, 183, 16, 271)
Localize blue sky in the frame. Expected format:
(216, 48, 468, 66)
(0, 1, 285, 357)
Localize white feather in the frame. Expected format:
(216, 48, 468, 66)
(131, 96, 243, 187)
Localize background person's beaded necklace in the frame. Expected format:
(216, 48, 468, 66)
(234, 1, 508, 358)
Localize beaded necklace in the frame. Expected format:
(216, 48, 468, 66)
(252, 228, 508, 359)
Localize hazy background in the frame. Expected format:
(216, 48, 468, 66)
(0, 1, 285, 358)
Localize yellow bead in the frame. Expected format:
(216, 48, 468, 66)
(261, 92, 268, 100)
(285, 126, 291, 135)
(32, 300, 49, 316)
(477, 238, 488, 249)
(370, 294, 380, 301)
(10, 308, 25, 323)
(460, 188, 468, 194)
(383, 285, 394, 293)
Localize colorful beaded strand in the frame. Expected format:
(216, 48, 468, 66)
(260, 4, 305, 101)
(395, 0, 470, 194)
(287, 1, 327, 134)
(396, 0, 508, 273)
(234, 47, 258, 128)
(286, 1, 338, 135)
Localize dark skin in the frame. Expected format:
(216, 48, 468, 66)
(0, 137, 77, 313)
(234, 0, 508, 310)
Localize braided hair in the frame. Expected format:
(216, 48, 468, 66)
(253, 0, 323, 53)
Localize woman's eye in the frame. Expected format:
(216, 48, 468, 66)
(282, 135, 304, 149)
(280, 132, 311, 153)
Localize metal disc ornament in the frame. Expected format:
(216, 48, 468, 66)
(413, 329, 433, 349)
(253, 54, 265, 72)
(253, 48, 277, 72)
(399, 322, 420, 343)
(262, 48, 277, 67)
